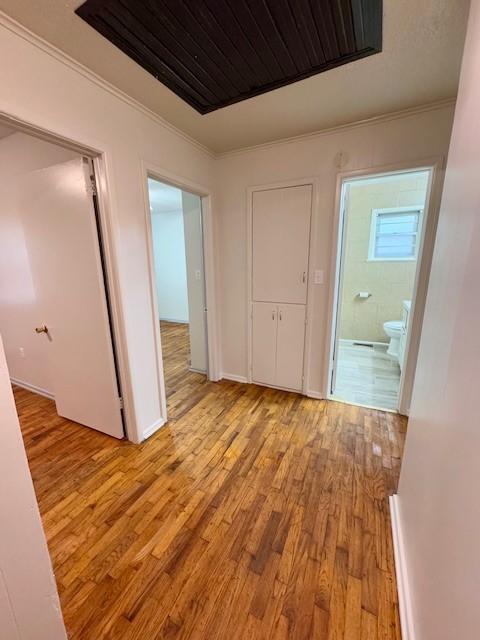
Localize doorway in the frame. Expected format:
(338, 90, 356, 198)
(0, 127, 124, 438)
(147, 178, 208, 415)
(329, 168, 433, 412)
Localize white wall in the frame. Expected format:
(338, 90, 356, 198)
(151, 208, 189, 323)
(0, 337, 66, 640)
(215, 104, 455, 392)
(0, 132, 79, 395)
(396, 2, 480, 638)
(0, 15, 215, 441)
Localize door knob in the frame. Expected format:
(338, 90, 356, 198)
(35, 325, 48, 334)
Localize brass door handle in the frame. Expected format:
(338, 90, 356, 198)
(35, 325, 48, 334)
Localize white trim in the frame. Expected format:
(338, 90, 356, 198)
(389, 495, 416, 640)
(221, 373, 248, 384)
(0, 11, 455, 160)
(218, 98, 456, 158)
(246, 177, 316, 395)
(141, 161, 220, 429)
(92, 155, 135, 442)
(324, 158, 444, 415)
(0, 12, 213, 158)
(189, 367, 207, 374)
(10, 378, 54, 400)
(339, 338, 388, 348)
(159, 317, 189, 324)
(142, 417, 166, 441)
(306, 390, 324, 400)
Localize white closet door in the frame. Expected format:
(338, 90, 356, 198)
(276, 304, 306, 392)
(252, 185, 312, 304)
(21, 158, 124, 438)
(252, 302, 277, 386)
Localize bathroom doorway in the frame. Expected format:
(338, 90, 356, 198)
(329, 168, 433, 412)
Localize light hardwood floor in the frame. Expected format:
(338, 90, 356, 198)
(333, 342, 401, 411)
(14, 322, 407, 640)
(159, 320, 207, 420)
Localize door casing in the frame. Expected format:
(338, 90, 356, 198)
(325, 157, 445, 415)
(141, 160, 220, 425)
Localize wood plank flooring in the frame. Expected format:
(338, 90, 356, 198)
(15, 323, 407, 640)
(159, 321, 207, 420)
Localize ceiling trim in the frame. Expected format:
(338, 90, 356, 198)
(217, 97, 456, 158)
(0, 10, 214, 158)
(0, 11, 456, 158)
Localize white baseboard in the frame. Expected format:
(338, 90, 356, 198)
(142, 417, 166, 441)
(189, 367, 207, 374)
(10, 377, 54, 400)
(389, 495, 416, 640)
(220, 372, 248, 384)
(159, 317, 189, 324)
(306, 390, 324, 400)
(340, 338, 389, 347)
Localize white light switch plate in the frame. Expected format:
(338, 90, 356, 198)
(314, 270, 324, 285)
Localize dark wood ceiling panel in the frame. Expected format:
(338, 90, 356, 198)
(76, 0, 383, 114)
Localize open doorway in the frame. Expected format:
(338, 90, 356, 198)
(0, 126, 124, 438)
(147, 178, 208, 415)
(329, 168, 433, 411)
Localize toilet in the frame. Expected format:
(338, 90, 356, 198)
(383, 320, 403, 358)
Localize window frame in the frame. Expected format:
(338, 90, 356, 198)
(367, 205, 424, 262)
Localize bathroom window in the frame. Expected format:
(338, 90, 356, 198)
(368, 206, 423, 261)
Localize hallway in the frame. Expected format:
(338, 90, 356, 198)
(16, 373, 406, 639)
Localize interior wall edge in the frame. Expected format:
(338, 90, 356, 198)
(389, 494, 416, 640)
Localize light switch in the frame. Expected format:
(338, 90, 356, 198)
(314, 269, 324, 285)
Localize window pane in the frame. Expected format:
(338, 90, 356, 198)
(373, 209, 420, 259)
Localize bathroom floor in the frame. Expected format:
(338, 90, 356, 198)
(331, 341, 401, 411)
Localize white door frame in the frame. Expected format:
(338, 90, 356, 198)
(0, 112, 138, 441)
(141, 160, 220, 422)
(246, 177, 320, 394)
(325, 157, 445, 414)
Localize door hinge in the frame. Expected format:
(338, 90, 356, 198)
(89, 175, 97, 197)
(118, 397, 124, 410)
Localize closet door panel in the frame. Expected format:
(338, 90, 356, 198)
(252, 302, 277, 386)
(252, 185, 312, 304)
(276, 304, 306, 391)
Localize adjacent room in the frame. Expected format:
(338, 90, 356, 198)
(1, 1, 477, 640)
(330, 169, 431, 411)
(147, 178, 208, 417)
(0, 127, 124, 439)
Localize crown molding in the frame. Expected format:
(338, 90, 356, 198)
(0, 11, 214, 158)
(0, 11, 456, 160)
(217, 97, 457, 159)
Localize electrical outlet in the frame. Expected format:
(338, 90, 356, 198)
(195, 270, 201, 280)
(19, 347, 25, 358)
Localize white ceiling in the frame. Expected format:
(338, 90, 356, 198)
(0, 0, 469, 153)
(148, 179, 182, 214)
